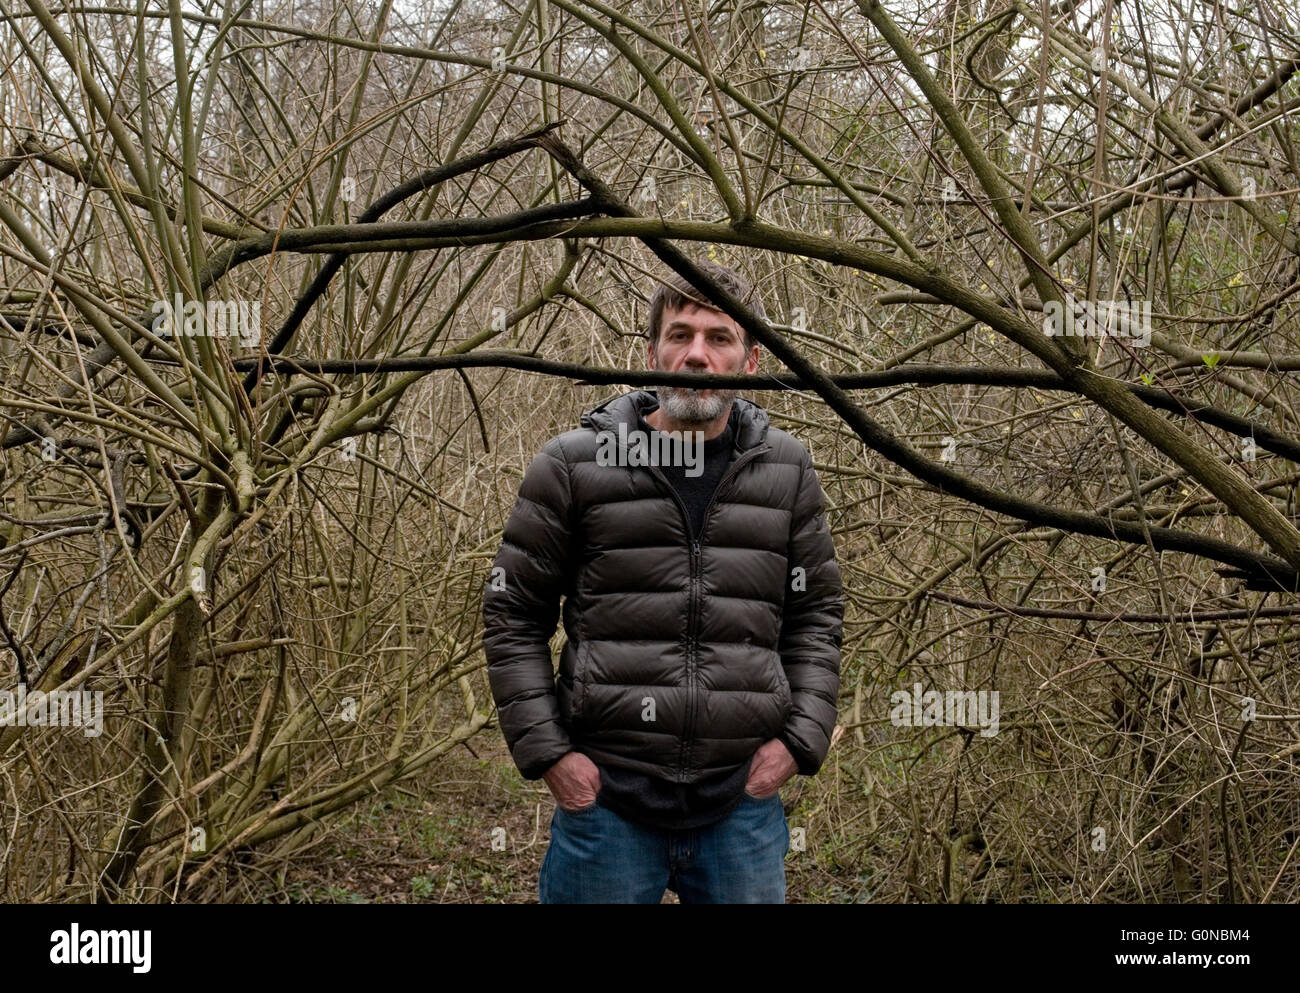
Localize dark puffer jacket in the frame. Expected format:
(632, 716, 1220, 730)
(482, 389, 842, 784)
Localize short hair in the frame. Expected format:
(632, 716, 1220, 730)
(647, 259, 764, 352)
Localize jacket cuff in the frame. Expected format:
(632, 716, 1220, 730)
(513, 730, 574, 781)
(518, 748, 569, 781)
(777, 730, 822, 776)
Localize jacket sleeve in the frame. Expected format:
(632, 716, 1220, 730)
(777, 446, 843, 776)
(482, 437, 576, 780)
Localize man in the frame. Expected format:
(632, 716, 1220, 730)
(482, 259, 842, 903)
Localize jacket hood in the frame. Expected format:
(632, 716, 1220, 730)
(580, 389, 770, 452)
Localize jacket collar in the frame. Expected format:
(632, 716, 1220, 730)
(581, 389, 769, 452)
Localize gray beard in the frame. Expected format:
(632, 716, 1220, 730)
(657, 385, 736, 423)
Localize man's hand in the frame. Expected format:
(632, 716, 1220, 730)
(744, 738, 799, 798)
(543, 751, 602, 811)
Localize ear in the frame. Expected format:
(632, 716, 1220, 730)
(646, 337, 658, 369)
(742, 342, 759, 375)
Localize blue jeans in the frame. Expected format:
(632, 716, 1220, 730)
(538, 792, 789, 904)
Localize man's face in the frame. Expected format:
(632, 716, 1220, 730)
(648, 302, 759, 423)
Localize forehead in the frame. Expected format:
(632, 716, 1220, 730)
(662, 302, 740, 331)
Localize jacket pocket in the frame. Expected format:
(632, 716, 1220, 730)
(572, 641, 593, 726)
(769, 652, 793, 719)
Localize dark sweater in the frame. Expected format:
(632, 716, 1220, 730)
(592, 402, 754, 830)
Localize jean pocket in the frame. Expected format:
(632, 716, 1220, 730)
(559, 793, 601, 814)
(742, 788, 775, 802)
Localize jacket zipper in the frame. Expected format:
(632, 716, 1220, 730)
(646, 441, 771, 778)
(642, 465, 696, 776)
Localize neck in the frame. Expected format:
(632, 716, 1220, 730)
(645, 401, 732, 441)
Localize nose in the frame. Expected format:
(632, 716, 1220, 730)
(682, 333, 711, 368)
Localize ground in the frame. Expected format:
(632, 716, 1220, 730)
(250, 733, 876, 904)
